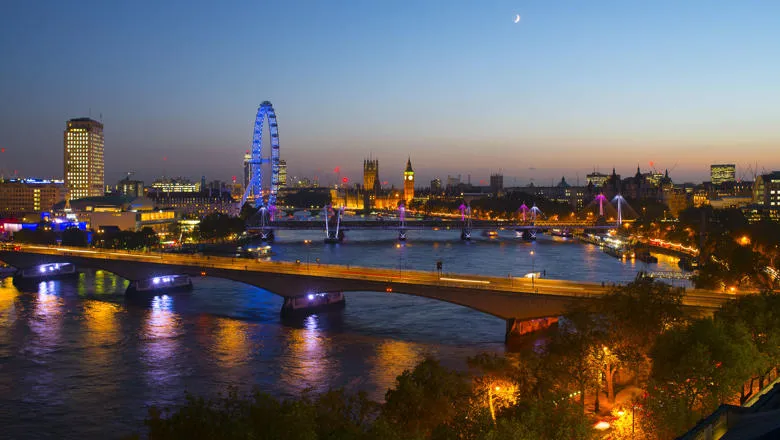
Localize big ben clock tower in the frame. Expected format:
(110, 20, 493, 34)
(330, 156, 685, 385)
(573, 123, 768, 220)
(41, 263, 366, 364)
(403, 157, 414, 204)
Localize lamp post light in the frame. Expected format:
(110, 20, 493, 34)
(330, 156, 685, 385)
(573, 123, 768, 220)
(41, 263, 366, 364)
(303, 239, 312, 271)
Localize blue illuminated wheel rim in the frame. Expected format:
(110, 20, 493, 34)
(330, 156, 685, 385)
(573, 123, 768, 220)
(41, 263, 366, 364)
(241, 101, 280, 208)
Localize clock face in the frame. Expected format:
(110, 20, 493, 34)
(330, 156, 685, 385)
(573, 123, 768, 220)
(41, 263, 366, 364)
(407, 175, 413, 181)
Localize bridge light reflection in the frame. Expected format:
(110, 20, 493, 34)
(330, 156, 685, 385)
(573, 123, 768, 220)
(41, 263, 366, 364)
(0, 280, 20, 332)
(141, 294, 182, 395)
(213, 317, 252, 371)
(283, 315, 329, 394)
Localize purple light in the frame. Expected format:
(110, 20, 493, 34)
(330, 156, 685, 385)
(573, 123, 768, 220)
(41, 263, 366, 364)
(307, 294, 315, 301)
(39, 267, 46, 273)
(153, 277, 160, 284)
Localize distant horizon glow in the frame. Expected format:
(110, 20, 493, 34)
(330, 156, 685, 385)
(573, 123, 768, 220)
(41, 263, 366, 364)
(1, 1, 778, 187)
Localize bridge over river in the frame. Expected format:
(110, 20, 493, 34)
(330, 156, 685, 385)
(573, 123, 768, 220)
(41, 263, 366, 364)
(0, 245, 735, 345)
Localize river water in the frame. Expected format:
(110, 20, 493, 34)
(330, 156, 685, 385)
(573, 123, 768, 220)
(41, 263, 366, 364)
(0, 230, 684, 439)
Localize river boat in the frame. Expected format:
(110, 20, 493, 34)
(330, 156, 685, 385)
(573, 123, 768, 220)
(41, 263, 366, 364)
(13, 262, 78, 285)
(281, 292, 346, 316)
(603, 246, 628, 259)
(236, 245, 274, 259)
(634, 249, 658, 264)
(126, 274, 193, 295)
(550, 228, 573, 238)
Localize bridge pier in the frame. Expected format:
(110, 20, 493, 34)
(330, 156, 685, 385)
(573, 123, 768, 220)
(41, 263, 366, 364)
(324, 230, 345, 244)
(461, 229, 472, 241)
(259, 229, 275, 242)
(505, 316, 558, 347)
(398, 229, 407, 242)
(281, 291, 345, 316)
(515, 229, 537, 241)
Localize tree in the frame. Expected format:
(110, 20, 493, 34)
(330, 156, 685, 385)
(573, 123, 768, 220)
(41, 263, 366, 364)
(140, 227, 159, 248)
(13, 225, 56, 244)
(650, 318, 759, 416)
(199, 213, 243, 242)
(543, 309, 602, 411)
(717, 292, 780, 397)
(61, 227, 88, 247)
(480, 399, 595, 440)
(382, 358, 471, 437)
(466, 354, 530, 424)
(595, 278, 686, 379)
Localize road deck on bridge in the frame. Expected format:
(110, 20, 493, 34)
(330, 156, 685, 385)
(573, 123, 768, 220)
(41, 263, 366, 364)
(247, 219, 616, 231)
(0, 245, 736, 313)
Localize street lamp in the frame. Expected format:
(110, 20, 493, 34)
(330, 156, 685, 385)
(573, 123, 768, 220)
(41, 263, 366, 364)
(303, 239, 312, 271)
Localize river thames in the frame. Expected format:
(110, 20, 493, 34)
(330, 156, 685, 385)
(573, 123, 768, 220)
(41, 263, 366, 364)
(0, 230, 684, 439)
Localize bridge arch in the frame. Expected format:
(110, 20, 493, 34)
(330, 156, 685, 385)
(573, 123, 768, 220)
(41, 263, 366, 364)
(242, 101, 281, 208)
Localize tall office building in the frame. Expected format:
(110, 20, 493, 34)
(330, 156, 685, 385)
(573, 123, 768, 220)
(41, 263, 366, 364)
(490, 173, 504, 193)
(278, 159, 287, 189)
(64, 118, 104, 200)
(118, 177, 144, 198)
(711, 164, 736, 185)
(243, 151, 252, 191)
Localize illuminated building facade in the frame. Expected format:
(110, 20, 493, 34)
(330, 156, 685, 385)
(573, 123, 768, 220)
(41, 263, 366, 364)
(118, 177, 144, 198)
(150, 178, 200, 193)
(586, 172, 609, 187)
(404, 157, 414, 203)
(0, 178, 65, 215)
(754, 172, 780, 219)
(278, 159, 287, 188)
(148, 190, 237, 217)
(64, 118, 104, 200)
(243, 151, 252, 190)
(363, 158, 379, 190)
(363, 158, 380, 209)
(430, 178, 442, 193)
(711, 164, 736, 185)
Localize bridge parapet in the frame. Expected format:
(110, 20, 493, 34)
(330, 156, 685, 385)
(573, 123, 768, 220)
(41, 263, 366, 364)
(0, 245, 733, 344)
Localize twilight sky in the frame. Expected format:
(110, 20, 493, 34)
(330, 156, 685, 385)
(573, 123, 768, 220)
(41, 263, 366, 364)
(1, 0, 779, 187)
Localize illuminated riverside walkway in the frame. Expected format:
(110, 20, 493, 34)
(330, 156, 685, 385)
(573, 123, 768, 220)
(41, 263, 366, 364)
(0, 245, 737, 344)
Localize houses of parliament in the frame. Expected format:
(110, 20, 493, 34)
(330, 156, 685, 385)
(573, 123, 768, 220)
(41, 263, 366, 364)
(330, 157, 415, 210)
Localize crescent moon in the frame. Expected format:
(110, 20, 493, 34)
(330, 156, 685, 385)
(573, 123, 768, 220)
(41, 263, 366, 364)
(514, 14, 521, 23)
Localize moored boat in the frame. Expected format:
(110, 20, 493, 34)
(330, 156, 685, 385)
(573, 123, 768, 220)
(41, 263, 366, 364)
(13, 263, 78, 285)
(126, 275, 193, 295)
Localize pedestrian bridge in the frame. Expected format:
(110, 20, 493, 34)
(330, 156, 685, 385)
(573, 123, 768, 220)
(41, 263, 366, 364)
(0, 245, 732, 345)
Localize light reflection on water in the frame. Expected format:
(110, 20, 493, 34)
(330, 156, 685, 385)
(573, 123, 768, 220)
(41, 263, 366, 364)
(280, 314, 334, 394)
(369, 340, 426, 394)
(0, 236, 692, 439)
(24, 283, 66, 406)
(140, 295, 184, 407)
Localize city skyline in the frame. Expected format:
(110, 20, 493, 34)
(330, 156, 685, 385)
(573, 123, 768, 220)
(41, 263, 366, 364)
(2, 1, 779, 185)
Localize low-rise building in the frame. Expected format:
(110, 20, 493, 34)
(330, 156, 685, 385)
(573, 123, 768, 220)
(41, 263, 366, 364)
(148, 190, 237, 217)
(53, 195, 177, 232)
(0, 178, 65, 216)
